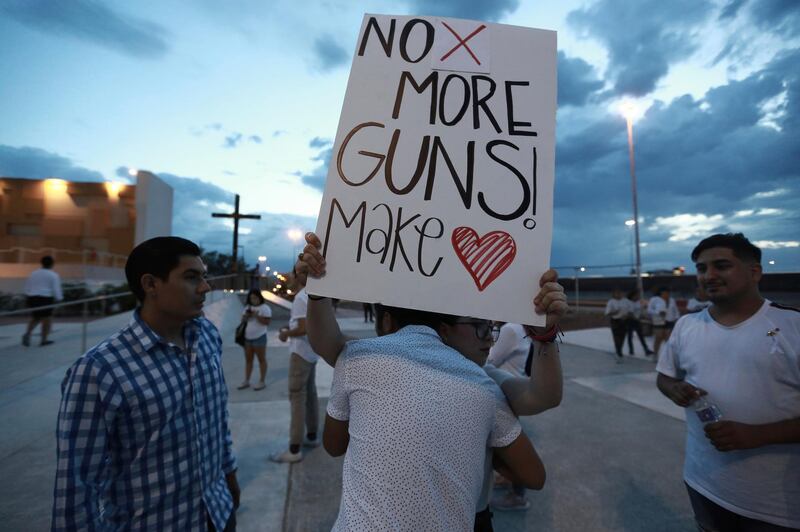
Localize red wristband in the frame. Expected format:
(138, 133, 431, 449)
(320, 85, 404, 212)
(530, 325, 558, 343)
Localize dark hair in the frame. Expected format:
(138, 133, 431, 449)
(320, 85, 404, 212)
(657, 286, 670, 295)
(40, 255, 54, 268)
(125, 237, 201, 302)
(246, 288, 264, 305)
(373, 304, 452, 330)
(691, 233, 761, 263)
(627, 289, 639, 299)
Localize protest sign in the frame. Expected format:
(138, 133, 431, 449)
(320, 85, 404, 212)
(307, 14, 557, 326)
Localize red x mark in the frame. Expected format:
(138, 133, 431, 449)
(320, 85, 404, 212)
(440, 22, 487, 65)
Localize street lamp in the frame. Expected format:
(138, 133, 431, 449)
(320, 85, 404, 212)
(621, 102, 645, 298)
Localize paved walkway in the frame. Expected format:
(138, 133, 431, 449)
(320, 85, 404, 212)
(0, 303, 697, 531)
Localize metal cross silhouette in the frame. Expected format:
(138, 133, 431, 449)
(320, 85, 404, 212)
(211, 194, 261, 273)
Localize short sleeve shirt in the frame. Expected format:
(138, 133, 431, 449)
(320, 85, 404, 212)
(656, 301, 800, 528)
(289, 289, 318, 363)
(242, 303, 272, 339)
(327, 325, 521, 531)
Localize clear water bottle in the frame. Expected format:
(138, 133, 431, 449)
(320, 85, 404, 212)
(694, 396, 722, 424)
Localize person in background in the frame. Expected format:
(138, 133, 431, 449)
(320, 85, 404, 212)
(625, 290, 654, 356)
(237, 288, 272, 391)
(22, 255, 63, 347)
(486, 322, 530, 376)
(686, 285, 712, 313)
(648, 286, 680, 357)
(604, 288, 628, 362)
(363, 302, 374, 323)
(271, 273, 320, 463)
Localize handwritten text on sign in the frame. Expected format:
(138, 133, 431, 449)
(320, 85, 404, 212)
(308, 14, 556, 325)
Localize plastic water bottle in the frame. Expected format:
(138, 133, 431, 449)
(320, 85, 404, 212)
(694, 396, 722, 424)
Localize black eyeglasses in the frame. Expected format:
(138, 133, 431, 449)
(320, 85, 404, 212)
(455, 320, 501, 342)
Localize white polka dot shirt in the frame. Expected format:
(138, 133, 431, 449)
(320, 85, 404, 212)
(327, 325, 521, 531)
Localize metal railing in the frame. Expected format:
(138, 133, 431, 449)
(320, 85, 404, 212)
(0, 273, 252, 352)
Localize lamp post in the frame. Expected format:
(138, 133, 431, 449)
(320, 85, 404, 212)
(622, 102, 645, 298)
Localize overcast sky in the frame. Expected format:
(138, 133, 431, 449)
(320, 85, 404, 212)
(1, 0, 798, 274)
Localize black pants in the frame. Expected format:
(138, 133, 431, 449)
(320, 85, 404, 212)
(610, 319, 626, 356)
(625, 318, 649, 354)
(686, 484, 798, 531)
(474, 506, 494, 532)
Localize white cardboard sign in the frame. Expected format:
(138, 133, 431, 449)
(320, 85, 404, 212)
(308, 14, 557, 326)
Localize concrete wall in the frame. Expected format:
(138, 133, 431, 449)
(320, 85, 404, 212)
(134, 171, 173, 244)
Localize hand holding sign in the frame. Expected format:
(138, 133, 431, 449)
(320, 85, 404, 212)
(308, 14, 556, 326)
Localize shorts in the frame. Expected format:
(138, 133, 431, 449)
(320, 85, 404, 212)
(28, 296, 54, 319)
(244, 334, 267, 347)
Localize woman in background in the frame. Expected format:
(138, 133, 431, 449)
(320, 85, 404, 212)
(238, 289, 272, 391)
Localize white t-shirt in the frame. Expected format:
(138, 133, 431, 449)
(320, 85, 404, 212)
(604, 298, 629, 320)
(487, 323, 530, 376)
(24, 268, 63, 300)
(648, 297, 680, 325)
(241, 303, 272, 340)
(327, 325, 522, 531)
(686, 298, 712, 313)
(656, 301, 800, 528)
(625, 298, 645, 319)
(289, 289, 318, 363)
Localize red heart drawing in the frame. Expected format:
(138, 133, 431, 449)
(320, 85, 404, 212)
(451, 227, 516, 291)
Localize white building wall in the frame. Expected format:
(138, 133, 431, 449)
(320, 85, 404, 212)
(134, 171, 173, 244)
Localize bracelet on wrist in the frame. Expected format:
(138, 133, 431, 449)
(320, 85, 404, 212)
(530, 325, 560, 343)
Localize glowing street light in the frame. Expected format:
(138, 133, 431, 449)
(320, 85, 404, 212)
(620, 101, 645, 298)
(624, 219, 636, 227)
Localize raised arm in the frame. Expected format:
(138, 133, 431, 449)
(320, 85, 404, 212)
(294, 232, 350, 367)
(489, 269, 567, 416)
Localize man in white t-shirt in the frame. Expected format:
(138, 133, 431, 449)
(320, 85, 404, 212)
(648, 286, 680, 357)
(605, 288, 629, 361)
(656, 233, 800, 531)
(22, 255, 63, 347)
(271, 275, 321, 463)
(295, 232, 561, 531)
(686, 285, 712, 313)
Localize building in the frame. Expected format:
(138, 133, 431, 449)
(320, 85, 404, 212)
(0, 171, 172, 293)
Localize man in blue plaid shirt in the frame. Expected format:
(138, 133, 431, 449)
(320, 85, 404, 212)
(52, 237, 240, 531)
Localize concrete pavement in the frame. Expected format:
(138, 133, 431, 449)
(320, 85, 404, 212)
(0, 301, 698, 531)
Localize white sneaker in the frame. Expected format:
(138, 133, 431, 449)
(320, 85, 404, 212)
(269, 449, 302, 463)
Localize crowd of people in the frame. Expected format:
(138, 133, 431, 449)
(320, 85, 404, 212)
(48, 232, 798, 531)
(605, 283, 712, 361)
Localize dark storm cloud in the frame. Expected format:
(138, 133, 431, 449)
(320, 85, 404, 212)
(557, 52, 605, 107)
(550, 47, 800, 270)
(567, 0, 713, 96)
(0, 145, 105, 181)
(748, 0, 800, 37)
(298, 138, 333, 192)
(1, 0, 169, 59)
(405, 0, 519, 22)
(312, 34, 349, 72)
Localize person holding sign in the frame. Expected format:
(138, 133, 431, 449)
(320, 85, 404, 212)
(295, 232, 566, 531)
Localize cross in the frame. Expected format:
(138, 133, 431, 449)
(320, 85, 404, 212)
(211, 194, 261, 273)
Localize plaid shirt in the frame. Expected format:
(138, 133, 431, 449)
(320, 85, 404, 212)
(52, 311, 237, 531)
